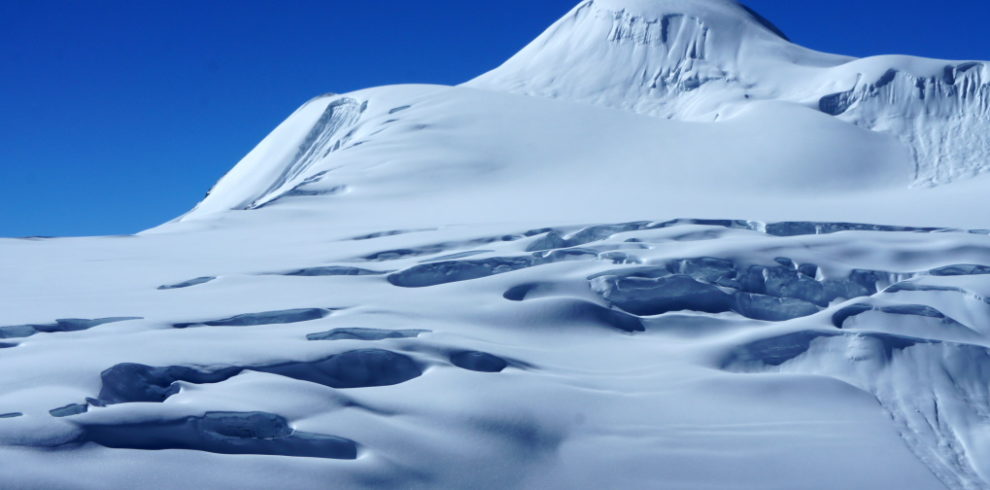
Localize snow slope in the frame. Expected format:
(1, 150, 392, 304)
(469, 0, 990, 186)
(180, 84, 921, 227)
(179, 1, 990, 229)
(4, 1, 990, 489)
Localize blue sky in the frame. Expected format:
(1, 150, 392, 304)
(2, 0, 988, 237)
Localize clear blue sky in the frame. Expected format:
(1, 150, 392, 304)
(2, 0, 988, 237)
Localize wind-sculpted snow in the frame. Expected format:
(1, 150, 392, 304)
(3, 217, 988, 489)
(590, 255, 888, 321)
(184, 94, 370, 216)
(278, 266, 388, 277)
(76, 411, 358, 460)
(98, 350, 422, 406)
(175, 75, 983, 230)
(157, 276, 216, 290)
(833, 303, 965, 329)
(0, 317, 142, 339)
(98, 364, 245, 404)
(172, 308, 332, 328)
(50, 403, 89, 418)
(348, 228, 434, 241)
(387, 247, 632, 288)
(450, 351, 509, 373)
(593, 274, 733, 316)
(930, 264, 990, 276)
(465, 0, 990, 187)
(242, 97, 367, 210)
(819, 64, 990, 185)
(468, 0, 790, 120)
(761, 221, 950, 236)
(306, 327, 428, 341)
(723, 330, 990, 489)
(388, 256, 544, 288)
(256, 349, 423, 389)
(10, 1, 990, 487)
(360, 233, 528, 262)
(384, 220, 964, 291)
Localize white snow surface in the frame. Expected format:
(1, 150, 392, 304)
(5, 1, 990, 489)
(468, 0, 990, 186)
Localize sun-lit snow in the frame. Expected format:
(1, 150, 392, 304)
(469, 0, 990, 186)
(4, 0, 990, 489)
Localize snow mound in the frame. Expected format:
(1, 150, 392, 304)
(4, 218, 987, 489)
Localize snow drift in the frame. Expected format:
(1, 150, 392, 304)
(4, 1, 990, 489)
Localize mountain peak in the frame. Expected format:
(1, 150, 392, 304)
(584, 0, 789, 40)
(465, 0, 804, 121)
(594, 0, 742, 11)
(183, 0, 990, 224)
(465, 0, 990, 188)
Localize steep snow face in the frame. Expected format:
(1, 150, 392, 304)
(819, 60, 990, 185)
(180, 84, 924, 228)
(468, 0, 823, 121)
(187, 95, 368, 215)
(467, 0, 990, 186)
(180, 0, 990, 226)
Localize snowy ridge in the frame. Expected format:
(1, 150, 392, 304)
(467, 0, 990, 186)
(5, 1, 990, 489)
(181, 0, 990, 224)
(730, 331, 990, 489)
(467, 0, 807, 120)
(248, 97, 368, 209)
(186, 94, 369, 216)
(821, 62, 990, 185)
(181, 82, 929, 226)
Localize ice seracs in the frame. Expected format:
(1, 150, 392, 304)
(178, 0, 990, 230)
(468, 0, 990, 186)
(4, 1, 990, 489)
(467, 0, 810, 121)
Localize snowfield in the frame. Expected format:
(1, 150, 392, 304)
(4, 0, 990, 488)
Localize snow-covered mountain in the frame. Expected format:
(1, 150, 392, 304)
(4, 1, 990, 489)
(180, 0, 990, 228)
(469, 0, 990, 186)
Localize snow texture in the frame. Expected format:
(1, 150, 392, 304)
(5, 1, 990, 489)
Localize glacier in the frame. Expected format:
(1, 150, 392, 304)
(4, 0, 990, 488)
